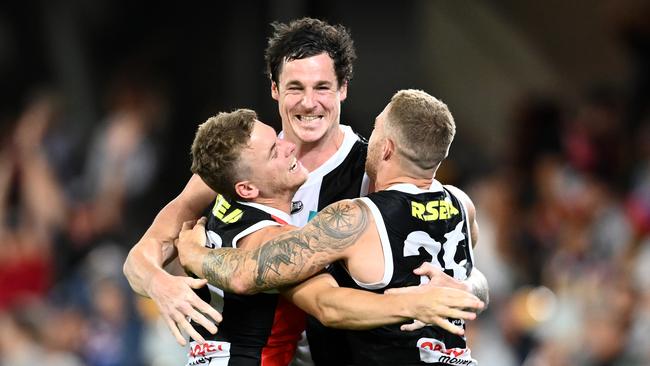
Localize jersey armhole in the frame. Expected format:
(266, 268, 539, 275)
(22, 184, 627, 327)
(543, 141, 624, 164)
(347, 197, 394, 290)
(443, 186, 476, 270)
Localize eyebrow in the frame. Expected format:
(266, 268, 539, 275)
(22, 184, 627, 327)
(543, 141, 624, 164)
(284, 80, 333, 88)
(268, 142, 276, 159)
(284, 80, 303, 88)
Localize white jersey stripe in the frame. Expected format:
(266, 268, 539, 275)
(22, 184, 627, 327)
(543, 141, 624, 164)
(349, 197, 394, 289)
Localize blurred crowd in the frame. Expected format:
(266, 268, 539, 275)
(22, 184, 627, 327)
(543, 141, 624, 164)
(462, 8, 650, 364)
(466, 86, 650, 365)
(1, 4, 650, 366)
(0, 75, 184, 366)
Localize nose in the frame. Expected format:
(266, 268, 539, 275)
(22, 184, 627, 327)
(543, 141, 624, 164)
(301, 89, 315, 109)
(279, 138, 296, 157)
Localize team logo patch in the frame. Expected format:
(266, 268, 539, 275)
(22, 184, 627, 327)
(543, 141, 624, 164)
(417, 338, 476, 365)
(187, 340, 230, 366)
(291, 200, 304, 214)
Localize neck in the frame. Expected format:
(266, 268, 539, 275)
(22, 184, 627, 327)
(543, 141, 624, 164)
(374, 164, 435, 192)
(291, 126, 344, 172)
(251, 191, 294, 214)
(374, 177, 433, 192)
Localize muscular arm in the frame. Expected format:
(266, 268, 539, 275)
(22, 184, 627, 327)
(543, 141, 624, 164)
(443, 185, 489, 309)
(123, 174, 222, 345)
(176, 199, 370, 294)
(124, 174, 215, 295)
(282, 272, 482, 334)
(179, 219, 483, 334)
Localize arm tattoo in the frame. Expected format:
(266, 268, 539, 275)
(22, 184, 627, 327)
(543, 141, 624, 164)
(252, 200, 370, 290)
(202, 249, 243, 291)
(254, 236, 310, 287)
(199, 200, 371, 292)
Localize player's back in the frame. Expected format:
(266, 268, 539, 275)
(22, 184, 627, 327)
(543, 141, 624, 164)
(328, 181, 478, 366)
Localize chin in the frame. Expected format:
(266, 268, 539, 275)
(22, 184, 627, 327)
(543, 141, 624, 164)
(296, 132, 325, 144)
(292, 124, 329, 142)
(365, 166, 377, 183)
(291, 180, 306, 191)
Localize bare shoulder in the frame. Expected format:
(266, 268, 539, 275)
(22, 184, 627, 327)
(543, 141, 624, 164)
(309, 199, 371, 238)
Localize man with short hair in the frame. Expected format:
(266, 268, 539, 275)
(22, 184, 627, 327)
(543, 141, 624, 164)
(123, 17, 488, 365)
(182, 107, 483, 365)
(177, 90, 486, 366)
(123, 19, 368, 349)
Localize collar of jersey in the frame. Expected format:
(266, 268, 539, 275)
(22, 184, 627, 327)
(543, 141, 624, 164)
(237, 201, 294, 225)
(385, 180, 444, 194)
(279, 125, 359, 187)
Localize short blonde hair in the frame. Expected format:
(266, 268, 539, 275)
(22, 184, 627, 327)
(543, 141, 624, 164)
(385, 89, 455, 170)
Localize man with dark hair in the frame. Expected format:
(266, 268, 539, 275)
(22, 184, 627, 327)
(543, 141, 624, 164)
(265, 17, 355, 92)
(182, 108, 482, 365)
(178, 90, 485, 366)
(123, 17, 488, 365)
(123, 17, 369, 347)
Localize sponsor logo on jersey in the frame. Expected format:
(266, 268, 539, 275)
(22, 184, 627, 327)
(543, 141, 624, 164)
(187, 340, 230, 366)
(291, 200, 304, 214)
(417, 338, 476, 365)
(212, 194, 243, 223)
(411, 199, 459, 221)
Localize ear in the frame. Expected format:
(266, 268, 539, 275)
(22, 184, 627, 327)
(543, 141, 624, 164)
(271, 81, 279, 101)
(338, 82, 348, 102)
(382, 137, 394, 161)
(235, 180, 259, 200)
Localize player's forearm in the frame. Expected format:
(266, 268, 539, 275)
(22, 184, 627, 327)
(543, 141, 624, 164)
(125, 175, 216, 296)
(466, 267, 489, 311)
(181, 246, 253, 294)
(192, 239, 325, 295)
(194, 244, 310, 294)
(310, 288, 413, 329)
(124, 236, 174, 296)
(282, 274, 414, 330)
(124, 203, 184, 297)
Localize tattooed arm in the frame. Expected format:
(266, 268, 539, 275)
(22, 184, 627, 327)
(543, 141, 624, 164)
(175, 199, 371, 294)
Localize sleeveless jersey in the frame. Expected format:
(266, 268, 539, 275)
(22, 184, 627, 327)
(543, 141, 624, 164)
(203, 125, 368, 366)
(328, 182, 478, 366)
(187, 195, 306, 366)
(286, 125, 369, 227)
(285, 125, 368, 366)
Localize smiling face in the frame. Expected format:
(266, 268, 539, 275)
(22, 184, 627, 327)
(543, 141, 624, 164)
(238, 121, 309, 200)
(271, 53, 348, 146)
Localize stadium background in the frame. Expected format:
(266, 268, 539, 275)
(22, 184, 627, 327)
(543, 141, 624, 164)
(1, 0, 649, 365)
